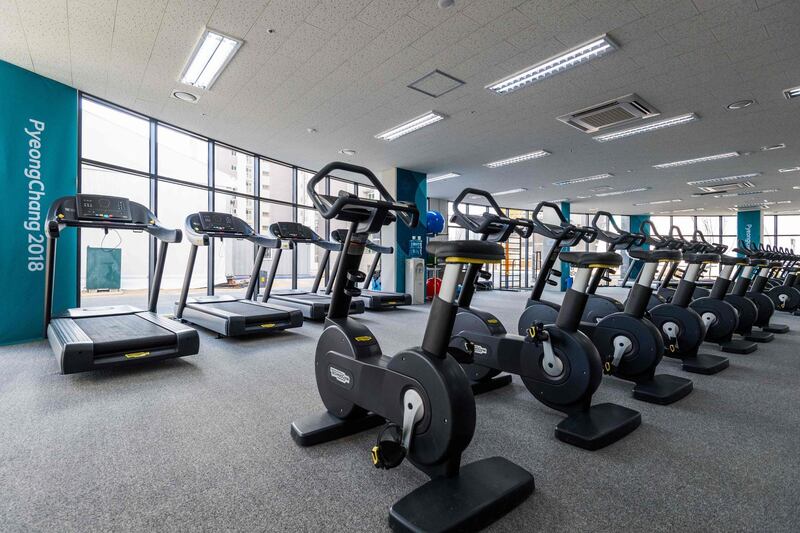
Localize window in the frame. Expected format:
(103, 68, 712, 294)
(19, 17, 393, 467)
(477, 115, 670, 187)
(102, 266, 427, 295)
(330, 178, 355, 196)
(157, 125, 208, 184)
(259, 201, 294, 292)
(296, 208, 326, 290)
(260, 160, 293, 203)
(672, 216, 695, 238)
(81, 99, 149, 172)
(358, 185, 378, 200)
(214, 193, 256, 295)
(297, 169, 326, 207)
(215, 145, 254, 195)
(157, 182, 209, 294)
(79, 165, 151, 306)
(696, 216, 720, 237)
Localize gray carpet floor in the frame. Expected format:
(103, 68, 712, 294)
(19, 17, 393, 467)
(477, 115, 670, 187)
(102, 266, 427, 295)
(1, 288, 799, 532)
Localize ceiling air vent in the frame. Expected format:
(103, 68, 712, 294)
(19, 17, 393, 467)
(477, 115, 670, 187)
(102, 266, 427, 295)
(697, 181, 755, 193)
(557, 93, 659, 133)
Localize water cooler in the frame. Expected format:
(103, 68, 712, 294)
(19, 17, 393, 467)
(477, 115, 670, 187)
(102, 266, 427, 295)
(405, 258, 425, 304)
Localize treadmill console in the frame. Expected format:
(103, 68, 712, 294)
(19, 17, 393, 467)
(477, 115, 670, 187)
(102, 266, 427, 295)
(271, 222, 314, 240)
(76, 194, 132, 222)
(198, 212, 239, 233)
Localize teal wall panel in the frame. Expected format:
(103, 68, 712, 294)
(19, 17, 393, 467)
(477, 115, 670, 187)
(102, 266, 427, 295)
(737, 210, 761, 255)
(395, 168, 427, 293)
(0, 60, 78, 345)
(628, 214, 651, 279)
(560, 201, 570, 291)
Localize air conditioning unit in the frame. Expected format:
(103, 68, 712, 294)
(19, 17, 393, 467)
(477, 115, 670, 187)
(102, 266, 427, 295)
(557, 94, 659, 133)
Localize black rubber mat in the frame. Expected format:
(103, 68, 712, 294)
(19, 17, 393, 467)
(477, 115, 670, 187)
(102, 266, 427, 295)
(76, 314, 175, 355)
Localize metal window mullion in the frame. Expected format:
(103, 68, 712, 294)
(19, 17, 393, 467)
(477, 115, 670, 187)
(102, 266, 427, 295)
(292, 166, 298, 290)
(253, 157, 261, 294)
(76, 95, 84, 307)
(148, 120, 158, 304)
(208, 140, 215, 296)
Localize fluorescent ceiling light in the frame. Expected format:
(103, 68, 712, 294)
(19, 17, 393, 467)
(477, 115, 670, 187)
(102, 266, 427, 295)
(493, 187, 528, 196)
(575, 195, 592, 199)
(549, 197, 569, 203)
(552, 173, 613, 186)
(486, 35, 617, 94)
(427, 172, 460, 183)
(715, 188, 778, 198)
(633, 198, 682, 206)
(593, 113, 698, 142)
(594, 187, 650, 197)
(653, 151, 739, 169)
(375, 111, 446, 141)
(686, 173, 760, 186)
(181, 29, 242, 89)
(779, 166, 800, 173)
(485, 150, 550, 168)
(784, 85, 800, 99)
(661, 208, 703, 214)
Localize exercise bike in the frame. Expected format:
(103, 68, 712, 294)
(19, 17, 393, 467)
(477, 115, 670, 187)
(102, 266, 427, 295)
(289, 164, 534, 532)
(446, 190, 641, 450)
(519, 205, 693, 405)
(637, 221, 730, 374)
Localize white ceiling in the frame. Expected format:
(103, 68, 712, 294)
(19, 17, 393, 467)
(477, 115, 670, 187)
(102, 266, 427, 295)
(2, 0, 799, 214)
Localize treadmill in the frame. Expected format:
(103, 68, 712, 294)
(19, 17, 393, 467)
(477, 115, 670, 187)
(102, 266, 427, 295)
(174, 212, 303, 337)
(326, 229, 412, 309)
(44, 194, 199, 374)
(261, 221, 364, 320)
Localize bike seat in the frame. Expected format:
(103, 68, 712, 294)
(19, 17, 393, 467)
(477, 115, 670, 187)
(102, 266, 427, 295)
(768, 262, 783, 269)
(428, 240, 504, 264)
(628, 249, 682, 262)
(683, 252, 719, 264)
(720, 255, 748, 266)
(748, 258, 768, 267)
(558, 251, 621, 268)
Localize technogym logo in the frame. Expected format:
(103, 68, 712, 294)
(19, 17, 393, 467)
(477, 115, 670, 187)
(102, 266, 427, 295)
(329, 366, 351, 385)
(745, 223, 752, 246)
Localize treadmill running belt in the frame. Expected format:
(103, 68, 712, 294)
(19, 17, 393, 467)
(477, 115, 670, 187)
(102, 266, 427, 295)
(76, 314, 175, 355)
(199, 301, 291, 323)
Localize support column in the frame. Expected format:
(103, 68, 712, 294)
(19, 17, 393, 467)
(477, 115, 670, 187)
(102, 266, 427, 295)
(737, 210, 761, 255)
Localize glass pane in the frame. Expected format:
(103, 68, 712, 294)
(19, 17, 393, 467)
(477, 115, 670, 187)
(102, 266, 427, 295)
(79, 165, 151, 308)
(777, 215, 800, 235)
(296, 208, 326, 291)
(157, 182, 209, 296)
(214, 193, 256, 296)
(330, 178, 355, 196)
(81, 98, 149, 172)
(259, 201, 294, 292)
(214, 145, 254, 195)
(672, 216, 695, 238)
(260, 160, 293, 202)
(721, 216, 737, 236)
(777, 235, 799, 251)
(720, 235, 738, 255)
(696, 216, 720, 237)
(157, 125, 208, 184)
(763, 216, 775, 236)
(297, 169, 326, 207)
(650, 216, 671, 237)
(358, 185, 378, 200)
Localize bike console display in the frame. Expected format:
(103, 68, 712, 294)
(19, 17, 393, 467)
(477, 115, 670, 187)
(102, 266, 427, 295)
(76, 194, 132, 222)
(271, 222, 314, 240)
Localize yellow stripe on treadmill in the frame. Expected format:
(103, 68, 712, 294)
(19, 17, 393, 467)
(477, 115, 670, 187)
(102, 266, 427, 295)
(444, 257, 501, 264)
(125, 351, 150, 359)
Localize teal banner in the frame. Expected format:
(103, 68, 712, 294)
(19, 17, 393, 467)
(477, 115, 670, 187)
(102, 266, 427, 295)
(395, 168, 427, 293)
(0, 60, 78, 345)
(737, 210, 761, 255)
(560, 201, 570, 291)
(627, 214, 651, 280)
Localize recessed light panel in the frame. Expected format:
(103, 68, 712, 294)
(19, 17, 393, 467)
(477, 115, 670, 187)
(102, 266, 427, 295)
(779, 166, 800, 173)
(686, 173, 760, 186)
(552, 173, 613, 186)
(486, 35, 617, 94)
(653, 152, 739, 169)
(594, 187, 650, 197)
(181, 29, 243, 89)
(485, 150, 550, 168)
(632, 198, 682, 206)
(783, 86, 800, 99)
(375, 111, 446, 141)
(593, 113, 697, 142)
(493, 187, 528, 196)
(427, 172, 460, 183)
